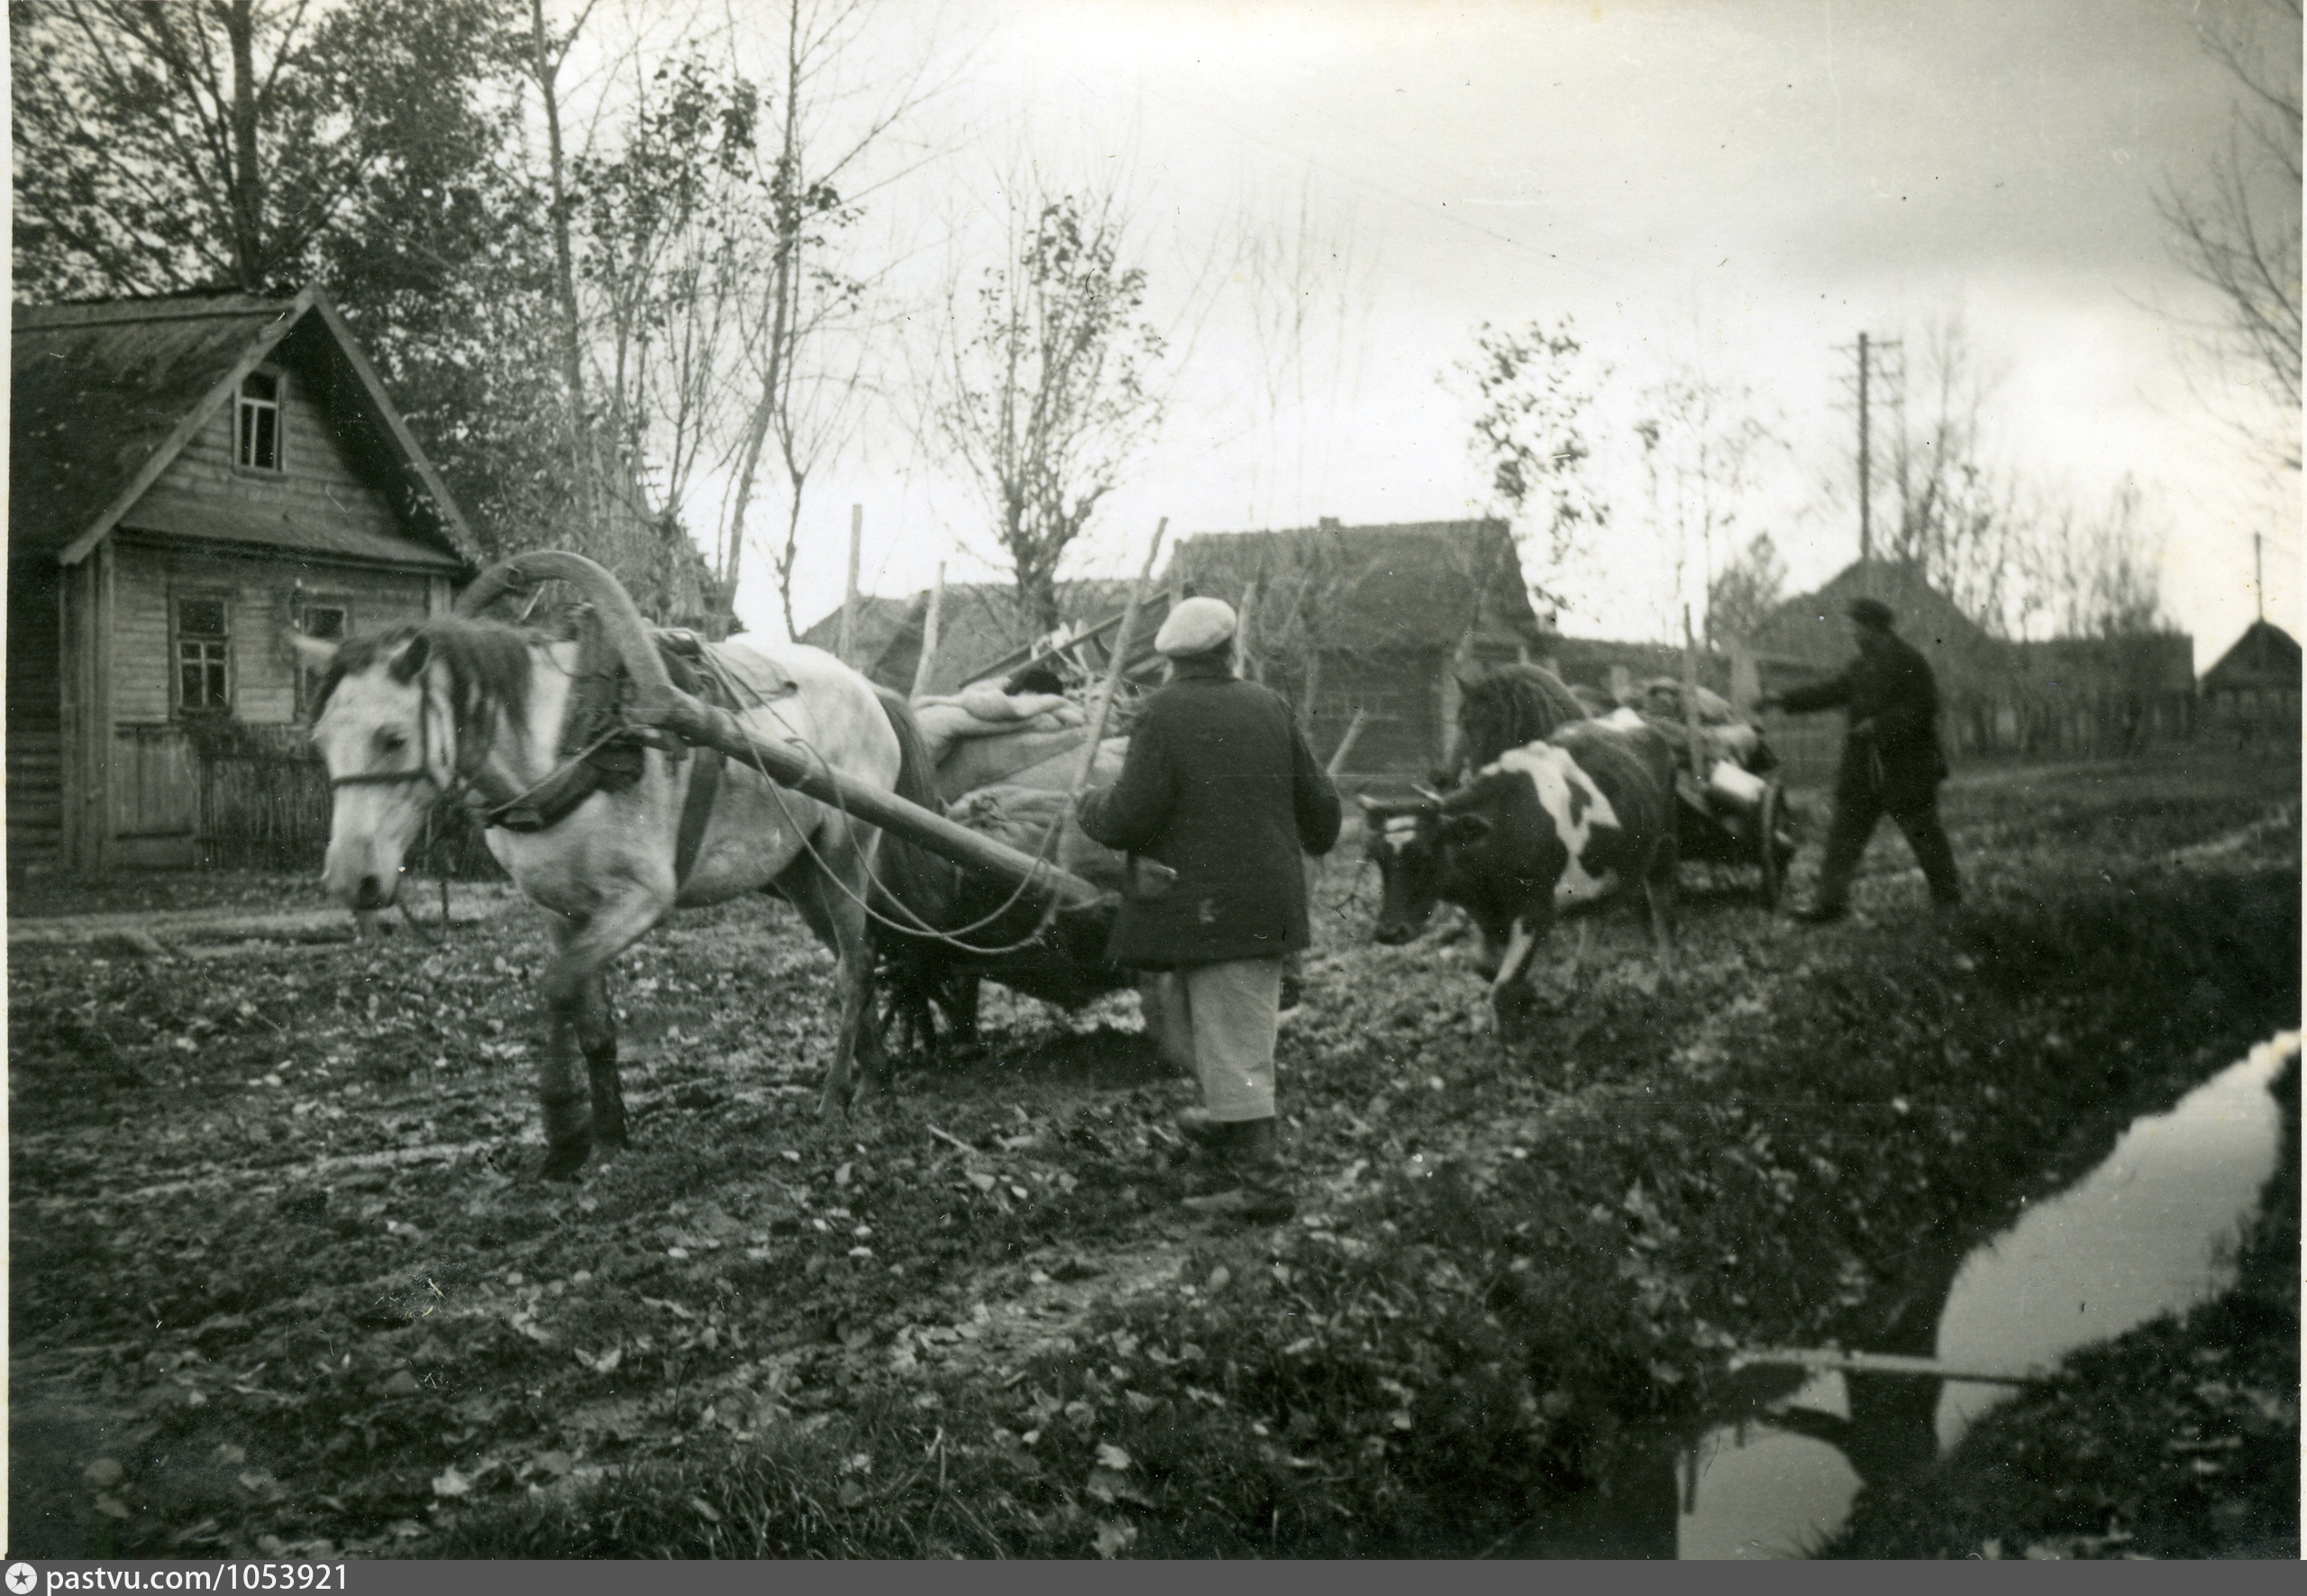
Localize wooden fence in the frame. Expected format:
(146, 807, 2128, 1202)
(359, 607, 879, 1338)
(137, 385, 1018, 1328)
(194, 733, 500, 878)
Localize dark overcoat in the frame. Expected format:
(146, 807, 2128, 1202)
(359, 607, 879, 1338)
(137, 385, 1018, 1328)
(1778, 629, 1949, 810)
(1075, 656, 1342, 969)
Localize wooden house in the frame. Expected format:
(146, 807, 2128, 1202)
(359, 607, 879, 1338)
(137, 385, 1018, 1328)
(2199, 620, 2301, 743)
(9, 288, 475, 875)
(1168, 518, 1548, 782)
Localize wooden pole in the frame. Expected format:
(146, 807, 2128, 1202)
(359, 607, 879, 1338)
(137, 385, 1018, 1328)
(1729, 1347, 2047, 1387)
(649, 688, 1108, 908)
(1238, 580, 1262, 682)
(1681, 604, 1707, 781)
(1325, 706, 1371, 780)
(1075, 518, 1168, 793)
(838, 503, 862, 666)
(909, 562, 946, 699)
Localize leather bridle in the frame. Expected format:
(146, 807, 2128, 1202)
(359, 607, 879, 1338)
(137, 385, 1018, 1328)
(324, 677, 464, 798)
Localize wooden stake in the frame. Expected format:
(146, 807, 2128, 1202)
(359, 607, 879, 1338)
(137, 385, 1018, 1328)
(1238, 579, 1262, 682)
(1681, 604, 1707, 782)
(1325, 706, 1371, 780)
(910, 561, 946, 699)
(1075, 518, 1168, 793)
(839, 503, 862, 666)
(1729, 1347, 2046, 1386)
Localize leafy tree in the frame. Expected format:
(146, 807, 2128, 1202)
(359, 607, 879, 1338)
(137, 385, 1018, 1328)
(1454, 318, 1610, 607)
(12, 0, 516, 298)
(9, 0, 582, 565)
(935, 190, 1166, 635)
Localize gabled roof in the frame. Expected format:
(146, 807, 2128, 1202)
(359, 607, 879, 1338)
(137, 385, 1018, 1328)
(1751, 559, 2001, 670)
(11, 287, 474, 569)
(2201, 619, 2302, 691)
(1167, 519, 1543, 652)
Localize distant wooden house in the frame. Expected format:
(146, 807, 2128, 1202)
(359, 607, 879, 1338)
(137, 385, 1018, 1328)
(1168, 517, 1548, 781)
(2199, 620, 2301, 743)
(9, 288, 474, 875)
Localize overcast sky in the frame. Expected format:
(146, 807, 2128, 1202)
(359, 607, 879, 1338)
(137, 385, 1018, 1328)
(717, 0, 2298, 665)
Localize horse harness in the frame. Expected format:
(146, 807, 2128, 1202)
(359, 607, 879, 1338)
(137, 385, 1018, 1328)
(329, 624, 756, 890)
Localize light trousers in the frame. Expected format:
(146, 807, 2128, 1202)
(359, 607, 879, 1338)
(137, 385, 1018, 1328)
(1142, 957, 1284, 1122)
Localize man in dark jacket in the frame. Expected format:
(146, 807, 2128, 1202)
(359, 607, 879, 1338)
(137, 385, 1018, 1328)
(1757, 597, 1961, 923)
(1076, 596, 1342, 1220)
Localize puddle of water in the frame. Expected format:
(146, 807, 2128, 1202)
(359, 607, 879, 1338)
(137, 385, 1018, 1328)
(1674, 1031, 2299, 1560)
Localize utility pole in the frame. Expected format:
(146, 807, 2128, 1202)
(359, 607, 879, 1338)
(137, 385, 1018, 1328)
(1857, 332, 1872, 565)
(2256, 533, 2265, 623)
(1836, 332, 1898, 569)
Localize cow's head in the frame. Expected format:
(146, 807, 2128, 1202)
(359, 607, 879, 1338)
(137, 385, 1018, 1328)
(1361, 794, 1491, 944)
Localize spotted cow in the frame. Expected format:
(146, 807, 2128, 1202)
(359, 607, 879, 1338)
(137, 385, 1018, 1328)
(1361, 716, 1678, 1040)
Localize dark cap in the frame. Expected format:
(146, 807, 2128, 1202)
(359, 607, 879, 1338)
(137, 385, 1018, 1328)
(1846, 597, 1896, 631)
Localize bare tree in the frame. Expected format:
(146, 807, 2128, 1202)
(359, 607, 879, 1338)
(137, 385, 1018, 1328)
(1877, 313, 2033, 636)
(932, 183, 1168, 635)
(1234, 173, 1375, 525)
(2032, 476, 2169, 641)
(1706, 532, 1789, 651)
(714, 0, 953, 642)
(2159, 0, 2302, 470)
(1632, 366, 1780, 643)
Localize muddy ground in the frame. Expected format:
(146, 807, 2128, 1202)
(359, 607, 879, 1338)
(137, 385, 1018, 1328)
(8, 749, 2299, 1558)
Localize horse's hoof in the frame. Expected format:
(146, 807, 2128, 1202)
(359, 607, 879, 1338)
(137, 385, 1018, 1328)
(539, 1143, 592, 1181)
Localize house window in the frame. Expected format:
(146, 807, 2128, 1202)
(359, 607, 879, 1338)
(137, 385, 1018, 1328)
(237, 369, 284, 471)
(295, 599, 350, 720)
(177, 597, 232, 714)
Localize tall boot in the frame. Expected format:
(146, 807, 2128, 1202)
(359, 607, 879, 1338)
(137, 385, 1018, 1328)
(1181, 1117, 1295, 1223)
(1174, 1106, 1229, 1151)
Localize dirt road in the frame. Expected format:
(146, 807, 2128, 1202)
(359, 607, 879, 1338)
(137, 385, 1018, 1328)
(8, 751, 2297, 1557)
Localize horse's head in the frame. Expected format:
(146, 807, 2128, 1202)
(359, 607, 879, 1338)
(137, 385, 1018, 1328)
(1455, 662, 1590, 769)
(296, 626, 460, 910)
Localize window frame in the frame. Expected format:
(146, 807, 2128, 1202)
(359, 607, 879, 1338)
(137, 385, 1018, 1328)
(292, 595, 353, 722)
(235, 366, 287, 473)
(173, 592, 234, 717)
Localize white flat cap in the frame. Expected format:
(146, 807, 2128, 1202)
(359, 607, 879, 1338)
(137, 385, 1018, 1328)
(1154, 596, 1238, 657)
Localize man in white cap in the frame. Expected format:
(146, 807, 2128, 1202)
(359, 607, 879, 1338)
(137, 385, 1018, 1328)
(1076, 595, 1341, 1221)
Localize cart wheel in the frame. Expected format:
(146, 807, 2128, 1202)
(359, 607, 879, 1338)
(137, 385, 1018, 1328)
(1756, 780, 1787, 910)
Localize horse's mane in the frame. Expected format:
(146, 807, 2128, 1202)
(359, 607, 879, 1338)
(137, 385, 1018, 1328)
(319, 615, 544, 744)
(1456, 662, 1591, 767)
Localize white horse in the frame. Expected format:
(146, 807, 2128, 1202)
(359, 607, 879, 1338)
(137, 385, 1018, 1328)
(296, 613, 935, 1177)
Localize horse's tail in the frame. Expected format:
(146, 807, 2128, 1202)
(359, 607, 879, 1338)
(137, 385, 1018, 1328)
(867, 688, 958, 934)
(874, 687, 944, 817)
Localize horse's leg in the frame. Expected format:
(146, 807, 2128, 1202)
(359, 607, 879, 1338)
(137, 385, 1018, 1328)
(780, 845, 885, 1113)
(577, 972, 628, 1150)
(944, 973, 981, 1053)
(538, 893, 665, 1179)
